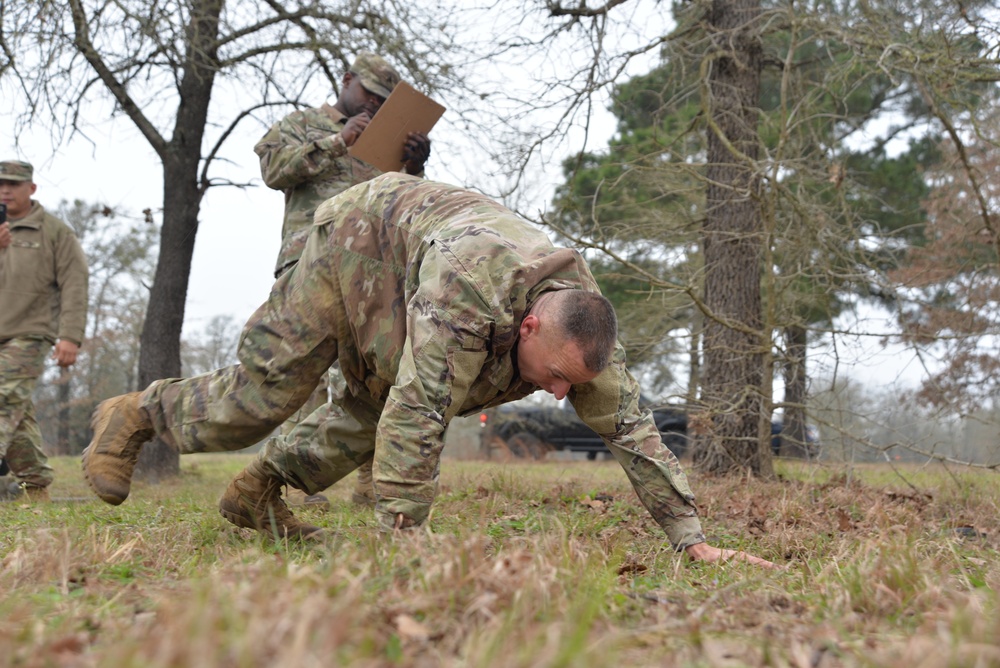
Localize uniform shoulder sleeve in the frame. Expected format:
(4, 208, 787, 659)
(50, 216, 89, 345)
(373, 291, 490, 531)
(570, 347, 705, 549)
(254, 107, 349, 190)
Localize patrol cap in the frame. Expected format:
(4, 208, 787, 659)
(349, 51, 401, 99)
(0, 160, 33, 182)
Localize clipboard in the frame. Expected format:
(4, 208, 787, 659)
(347, 81, 446, 173)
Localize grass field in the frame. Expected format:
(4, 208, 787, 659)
(1, 453, 998, 667)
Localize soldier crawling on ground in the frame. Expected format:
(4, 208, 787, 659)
(82, 173, 775, 569)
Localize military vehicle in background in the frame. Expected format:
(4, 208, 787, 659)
(479, 400, 819, 461)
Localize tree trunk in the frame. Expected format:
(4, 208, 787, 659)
(692, 0, 772, 478)
(133, 157, 201, 481)
(780, 324, 810, 458)
(134, 0, 223, 481)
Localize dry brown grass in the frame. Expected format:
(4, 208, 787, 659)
(0, 454, 998, 667)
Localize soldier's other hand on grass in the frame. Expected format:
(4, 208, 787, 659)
(684, 542, 777, 568)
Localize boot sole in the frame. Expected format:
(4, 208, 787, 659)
(351, 492, 376, 507)
(286, 494, 331, 510)
(81, 446, 128, 506)
(218, 500, 257, 530)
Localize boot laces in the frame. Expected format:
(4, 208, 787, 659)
(252, 476, 297, 528)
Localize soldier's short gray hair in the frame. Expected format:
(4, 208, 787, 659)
(551, 290, 618, 372)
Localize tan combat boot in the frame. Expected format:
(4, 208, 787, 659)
(81, 392, 155, 505)
(350, 458, 376, 507)
(219, 459, 324, 540)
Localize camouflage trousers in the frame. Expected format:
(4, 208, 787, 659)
(279, 362, 347, 436)
(140, 251, 377, 494)
(277, 363, 374, 498)
(279, 378, 328, 436)
(263, 392, 377, 495)
(0, 337, 55, 488)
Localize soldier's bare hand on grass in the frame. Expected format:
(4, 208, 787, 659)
(685, 542, 777, 568)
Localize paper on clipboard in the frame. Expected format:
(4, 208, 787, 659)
(347, 81, 446, 173)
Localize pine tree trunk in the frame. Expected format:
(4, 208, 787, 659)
(692, 0, 773, 478)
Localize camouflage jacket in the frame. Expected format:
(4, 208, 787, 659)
(0, 202, 89, 345)
(302, 173, 704, 548)
(254, 103, 381, 276)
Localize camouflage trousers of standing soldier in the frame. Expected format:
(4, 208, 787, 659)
(0, 337, 55, 488)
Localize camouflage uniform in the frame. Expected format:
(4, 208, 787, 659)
(0, 161, 89, 489)
(139, 173, 705, 548)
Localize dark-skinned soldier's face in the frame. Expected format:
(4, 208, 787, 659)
(340, 72, 386, 119)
